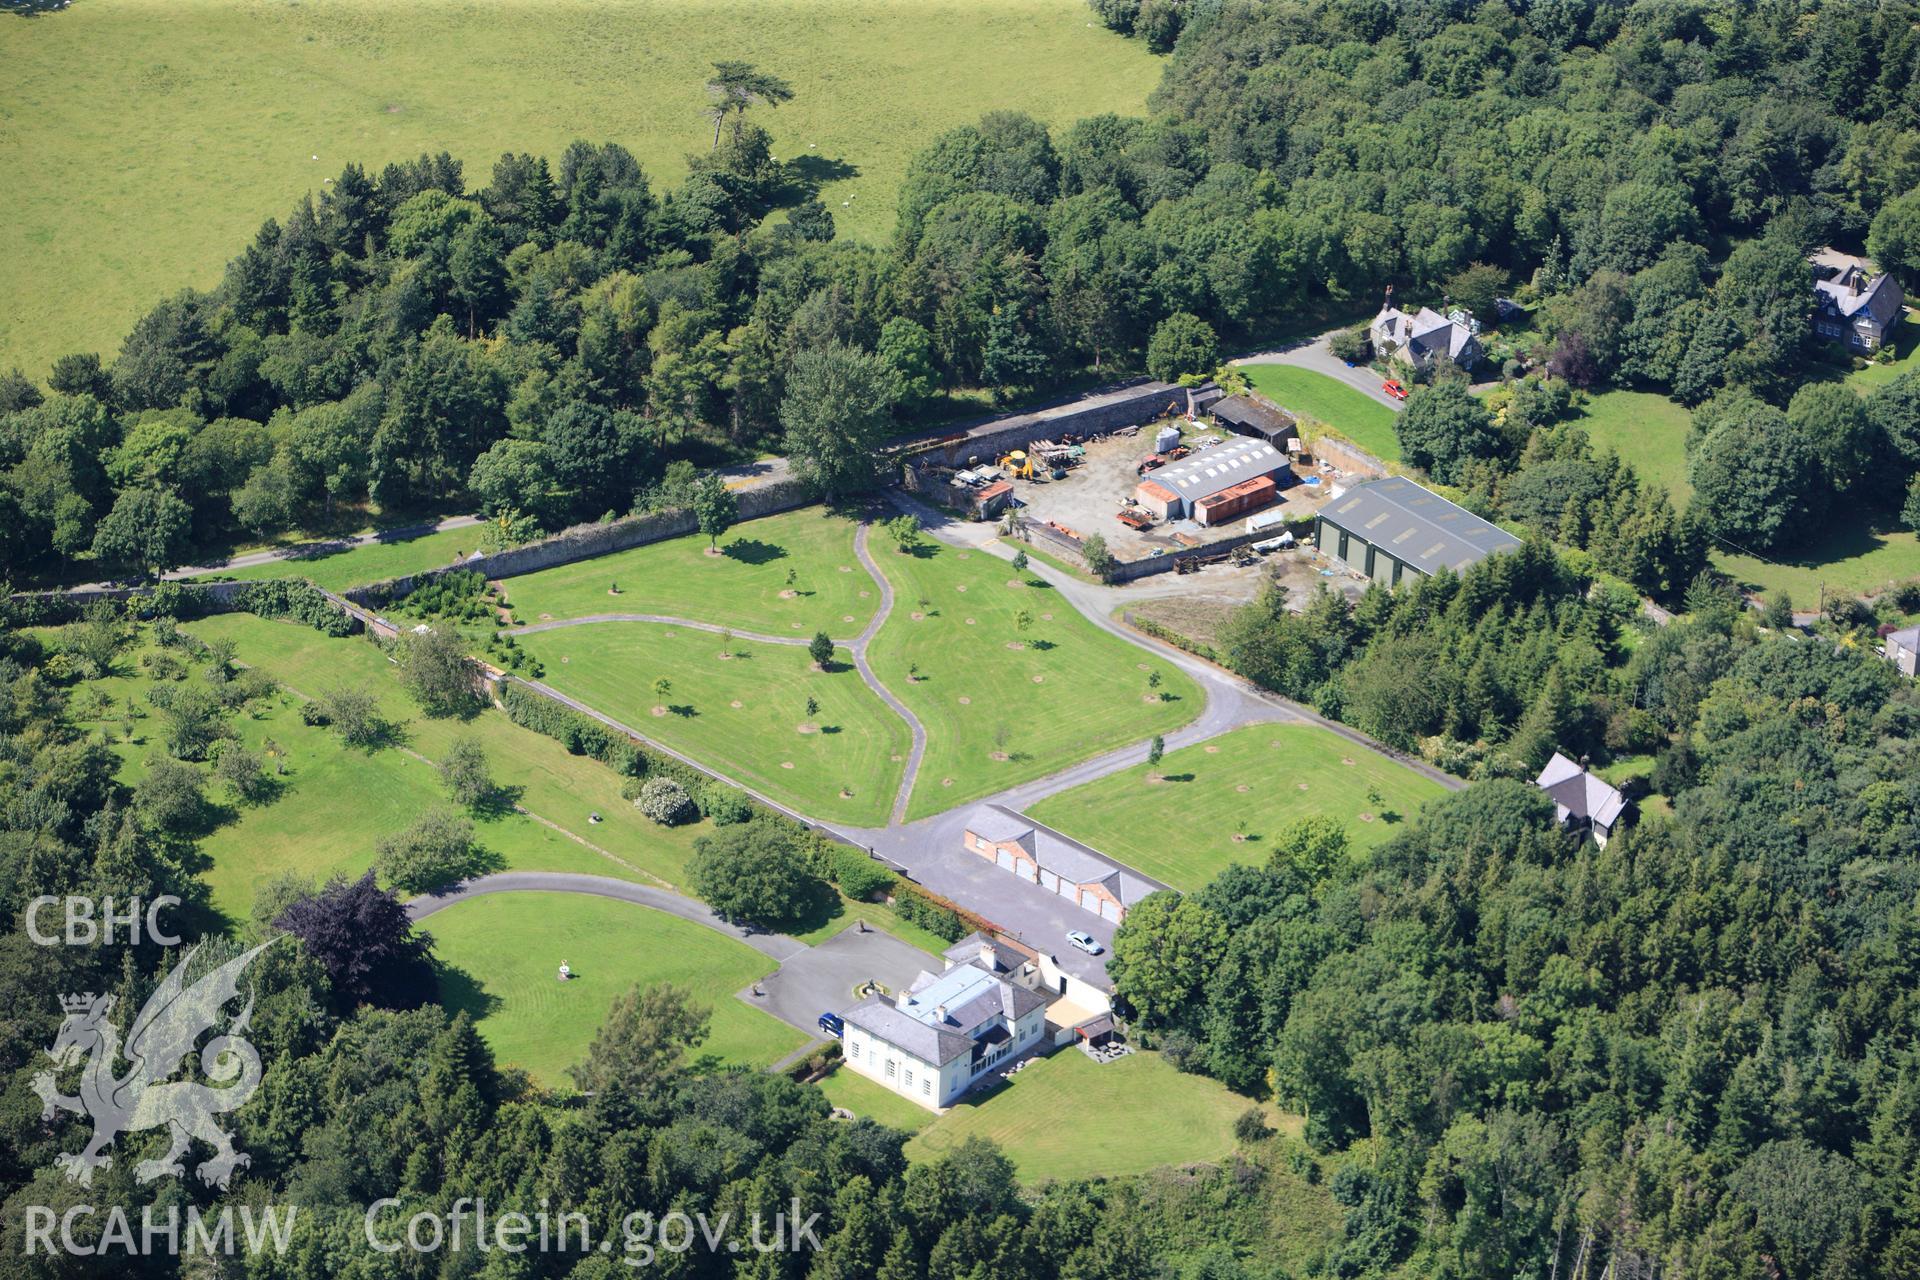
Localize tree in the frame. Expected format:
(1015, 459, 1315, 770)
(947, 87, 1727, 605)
(1689, 404, 1822, 552)
(703, 62, 794, 149)
(373, 806, 488, 893)
(780, 343, 897, 500)
(686, 819, 828, 928)
(1787, 382, 1879, 497)
(214, 745, 272, 805)
(569, 982, 711, 1101)
(876, 316, 939, 409)
(1267, 815, 1348, 884)
(318, 684, 386, 748)
(437, 734, 494, 807)
(1868, 371, 1920, 466)
(1011, 549, 1028, 575)
(273, 871, 436, 1009)
(1395, 382, 1507, 483)
(1146, 734, 1164, 768)
(158, 683, 232, 761)
(231, 460, 298, 539)
(1109, 891, 1227, 1033)
(1905, 475, 1920, 534)
(1444, 262, 1506, 320)
(1867, 187, 1920, 287)
(134, 756, 206, 835)
(635, 777, 696, 825)
(691, 472, 737, 549)
(651, 676, 672, 710)
(1145, 311, 1218, 382)
(1081, 532, 1117, 583)
(809, 631, 834, 668)
(883, 514, 922, 554)
(1328, 325, 1371, 364)
(397, 626, 479, 717)
(90, 485, 192, 577)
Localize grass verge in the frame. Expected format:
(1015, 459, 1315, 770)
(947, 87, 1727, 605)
(1026, 723, 1447, 891)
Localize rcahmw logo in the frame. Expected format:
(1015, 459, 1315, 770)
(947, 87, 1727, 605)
(20, 892, 295, 1258)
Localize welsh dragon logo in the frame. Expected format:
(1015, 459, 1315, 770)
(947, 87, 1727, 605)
(32, 942, 272, 1189)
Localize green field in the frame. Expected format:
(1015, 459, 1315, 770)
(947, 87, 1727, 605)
(816, 1066, 937, 1133)
(504, 507, 875, 636)
(1241, 365, 1402, 461)
(1571, 388, 1695, 501)
(1027, 723, 1447, 891)
(903, 1049, 1265, 1182)
(220, 525, 485, 593)
(1712, 507, 1920, 605)
(429, 892, 804, 1085)
(1849, 311, 1920, 391)
(173, 614, 715, 911)
(0, 0, 1157, 377)
(866, 543, 1201, 819)
(516, 621, 907, 823)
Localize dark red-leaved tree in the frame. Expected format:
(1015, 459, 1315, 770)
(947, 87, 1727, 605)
(275, 871, 436, 1010)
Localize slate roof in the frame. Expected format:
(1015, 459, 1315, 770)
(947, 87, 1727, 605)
(841, 955, 1047, 1066)
(1212, 394, 1295, 443)
(966, 805, 1162, 907)
(1151, 436, 1290, 505)
(1810, 249, 1904, 330)
(1535, 752, 1626, 830)
(1320, 476, 1521, 575)
(1374, 305, 1480, 363)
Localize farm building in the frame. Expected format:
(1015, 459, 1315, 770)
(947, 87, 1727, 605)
(969, 479, 1014, 520)
(1211, 393, 1297, 448)
(1315, 475, 1520, 585)
(964, 805, 1161, 924)
(1132, 436, 1292, 524)
(1883, 625, 1919, 677)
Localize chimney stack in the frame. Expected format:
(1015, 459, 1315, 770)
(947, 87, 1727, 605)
(934, 1004, 948, 1023)
(1850, 268, 1862, 297)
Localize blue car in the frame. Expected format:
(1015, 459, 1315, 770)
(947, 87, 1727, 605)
(817, 1012, 845, 1038)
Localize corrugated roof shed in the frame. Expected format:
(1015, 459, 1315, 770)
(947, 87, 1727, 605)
(1153, 436, 1289, 504)
(1321, 476, 1520, 575)
(1212, 394, 1294, 442)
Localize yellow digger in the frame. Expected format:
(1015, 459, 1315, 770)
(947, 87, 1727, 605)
(997, 450, 1037, 480)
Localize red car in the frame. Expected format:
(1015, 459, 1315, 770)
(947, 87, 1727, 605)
(1382, 379, 1409, 401)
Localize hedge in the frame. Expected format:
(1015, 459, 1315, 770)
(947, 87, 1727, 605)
(500, 680, 708, 792)
(1130, 615, 1216, 662)
(238, 580, 359, 636)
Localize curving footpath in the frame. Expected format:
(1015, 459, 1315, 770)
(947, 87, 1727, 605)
(848, 525, 930, 824)
(405, 871, 809, 964)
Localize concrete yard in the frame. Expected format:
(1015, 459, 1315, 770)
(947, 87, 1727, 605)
(740, 924, 936, 1034)
(1001, 423, 1334, 560)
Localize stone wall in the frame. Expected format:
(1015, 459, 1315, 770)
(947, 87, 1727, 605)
(899, 380, 1185, 471)
(347, 475, 813, 605)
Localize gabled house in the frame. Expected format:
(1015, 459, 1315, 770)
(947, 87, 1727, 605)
(840, 936, 1050, 1110)
(964, 805, 1161, 923)
(1534, 752, 1627, 847)
(1882, 625, 1919, 678)
(1809, 248, 1905, 352)
(1370, 300, 1482, 371)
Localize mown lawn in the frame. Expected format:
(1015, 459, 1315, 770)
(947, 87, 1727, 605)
(516, 622, 907, 824)
(1241, 365, 1402, 461)
(503, 507, 876, 637)
(816, 1066, 937, 1133)
(175, 615, 714, 911)
(866, 543, 1201, 820)
(0, 0, 1156, 376)
(1027, 723, 1448, 891)
(1849, 311, 1920, 391)
(429, 892, 803, 1086)
(903, 1049, 1266, 1182)
(221, 525, 485, 592)
(1712, 506, 1920, 605)
(1571, 389, 1695, 501)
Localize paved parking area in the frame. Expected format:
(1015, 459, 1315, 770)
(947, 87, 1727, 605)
(738, 924, 935, 1034)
